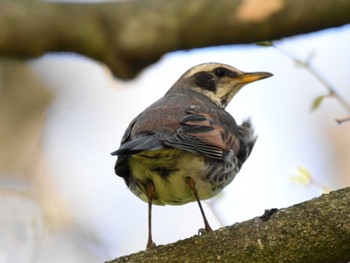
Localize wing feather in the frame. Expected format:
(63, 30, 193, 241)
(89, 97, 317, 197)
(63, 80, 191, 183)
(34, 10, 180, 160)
(165, 110, 240, 160)
(165, 129, 223, 159)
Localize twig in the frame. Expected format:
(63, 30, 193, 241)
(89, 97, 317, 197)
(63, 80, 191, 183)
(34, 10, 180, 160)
(335, 116, 350, 124)
(273, 44, 350, 122)
(205, 200, 225, 227)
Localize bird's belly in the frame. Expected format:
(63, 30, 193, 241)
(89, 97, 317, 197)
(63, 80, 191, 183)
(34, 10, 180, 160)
(127, 148, 238, 205)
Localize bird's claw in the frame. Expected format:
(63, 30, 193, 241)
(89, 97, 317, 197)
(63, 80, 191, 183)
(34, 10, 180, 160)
(146, 240, 157, 249)
(198, 228, 207, 235)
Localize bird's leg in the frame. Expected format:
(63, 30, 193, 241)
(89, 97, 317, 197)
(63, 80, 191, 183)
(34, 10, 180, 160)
(146, 180, 156, 249)
(186, 177, 212, 233)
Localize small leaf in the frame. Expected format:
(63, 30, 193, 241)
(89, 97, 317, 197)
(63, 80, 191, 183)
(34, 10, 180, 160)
(291, 166, 312, 186)
(311, 95, 326, 111)
(255, 41, 274, 47)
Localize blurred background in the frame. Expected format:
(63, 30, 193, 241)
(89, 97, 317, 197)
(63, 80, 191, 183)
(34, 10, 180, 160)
(0, 12, 349, 263)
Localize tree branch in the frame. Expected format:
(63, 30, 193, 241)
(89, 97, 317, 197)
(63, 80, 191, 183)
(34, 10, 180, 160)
(1, 0, 350, 78)
(107, 187, 350, 263)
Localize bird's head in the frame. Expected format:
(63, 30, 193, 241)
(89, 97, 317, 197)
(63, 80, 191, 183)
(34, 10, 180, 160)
(168, 63, 273, 108)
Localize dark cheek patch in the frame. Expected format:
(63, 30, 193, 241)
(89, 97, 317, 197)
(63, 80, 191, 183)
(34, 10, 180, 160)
(194, 72, 216, 92)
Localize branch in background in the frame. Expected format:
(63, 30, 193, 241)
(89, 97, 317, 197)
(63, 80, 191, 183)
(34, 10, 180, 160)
(107, 187, 350, 263)
(336, 116, 350, 124)
(1, 0, 350, 79)
(271, 43, 350, 123)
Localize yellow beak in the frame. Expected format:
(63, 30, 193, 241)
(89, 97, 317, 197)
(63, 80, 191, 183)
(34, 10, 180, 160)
(238, 71, 273, 84)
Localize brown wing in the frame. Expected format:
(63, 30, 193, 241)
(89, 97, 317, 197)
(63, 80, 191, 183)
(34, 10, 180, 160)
(165, 108, 241, 160)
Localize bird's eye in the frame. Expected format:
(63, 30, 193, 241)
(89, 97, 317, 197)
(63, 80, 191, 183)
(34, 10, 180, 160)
(214, 67, 238, 78)
(214, 67, 227, 77)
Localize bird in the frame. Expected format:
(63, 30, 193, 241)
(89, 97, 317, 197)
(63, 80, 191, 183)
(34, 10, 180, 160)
(111, 62, 272, 249)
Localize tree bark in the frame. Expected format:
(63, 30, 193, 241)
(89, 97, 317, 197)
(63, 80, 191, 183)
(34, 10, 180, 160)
(1, 0, 350, 79)
(107, 187, 350, 263)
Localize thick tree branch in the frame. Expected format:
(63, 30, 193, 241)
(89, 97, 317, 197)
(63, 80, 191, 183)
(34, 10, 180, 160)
(1, 0, 350, 78)
(107, 187, 350, 263)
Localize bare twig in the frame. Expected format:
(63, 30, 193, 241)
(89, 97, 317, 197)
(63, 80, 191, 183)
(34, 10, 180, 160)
(205, 199, 225, 227)
(335, 116, 350, 124)
(273, 44, 350, 123)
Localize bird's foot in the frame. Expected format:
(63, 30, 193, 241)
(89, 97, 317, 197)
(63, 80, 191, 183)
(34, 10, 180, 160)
(197, 225, 212, 235)
(146, 239, 157, 249)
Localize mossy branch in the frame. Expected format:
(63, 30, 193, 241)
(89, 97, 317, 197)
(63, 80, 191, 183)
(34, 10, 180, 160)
(107, 187, 350, 263)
